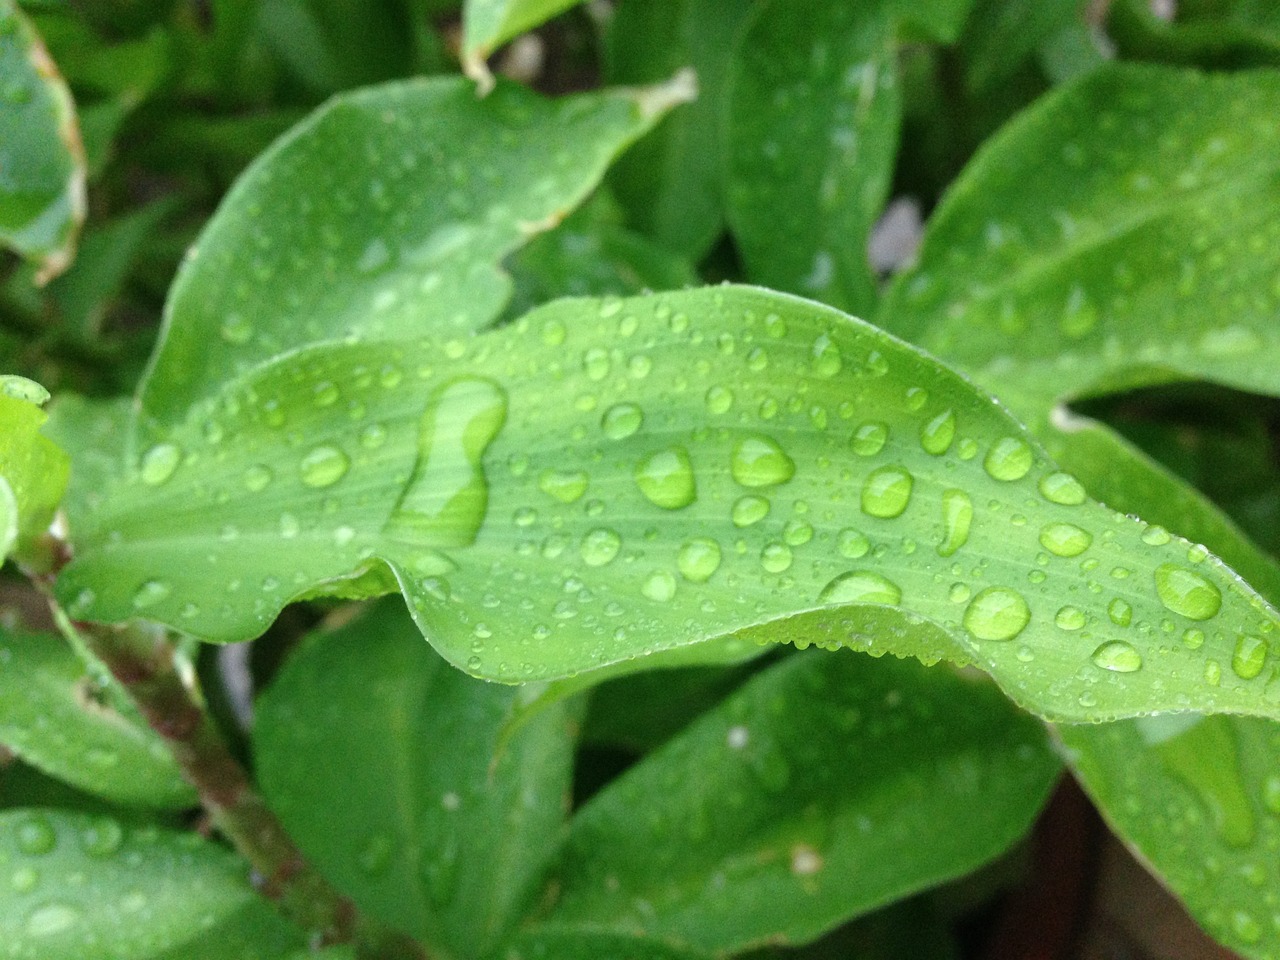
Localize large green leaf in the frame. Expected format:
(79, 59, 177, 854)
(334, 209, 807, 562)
(536, 651, 1059, 953)
(136, 74, 690, 439)
(0, 808, 306, 959)
(255, 599, 577, 957)
(56, 286, 1280, 723)
(724, 0, 899, 315)
(0, 378, 69, 566)
(461, 0, 586, 87)
(0, 0, 85, 283)
(0, 627, 194, 810)
(1061, 715, 1280, 960)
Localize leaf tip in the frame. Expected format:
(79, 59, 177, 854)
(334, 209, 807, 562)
(633, 67, 699, 121)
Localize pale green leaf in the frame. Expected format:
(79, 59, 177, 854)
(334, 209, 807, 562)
(539, 652, 1059, 953)
(255, 599, 577, 957)
(0, 387, 69, 565)
(0, 0, 85, 283)
(0, 627, 195, 810)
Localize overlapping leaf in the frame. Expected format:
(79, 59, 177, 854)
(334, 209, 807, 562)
(0, 377, 69, 566)
(461, 0, 586, 87)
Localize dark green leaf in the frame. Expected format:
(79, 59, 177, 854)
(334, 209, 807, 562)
(1108, 0, 1280, 70)
(499, 930, 713, 960)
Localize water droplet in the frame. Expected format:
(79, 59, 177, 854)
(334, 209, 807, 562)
(243, 465, 272, 492)
(1154, 563, 1221, 620)
(601, 402, 643, 440)
(1141, 525, 1171, 546)
(837, 528, 870, 559)
(582, 347, 610, 381)
(1039, 522, 1092, 557)
(783, 519, 813, 546)
(299, 445, 350, 489)
(760, 543, 793, 573)
(790, 844, 824, 876)
(861, 465, 913, 519)
(1231, 911, 1262, 944)
(1232, 634, 1268, 680)
(10, 867, 36, 893)
(635, 447, 696, 509)
(16, 815, 56, 856)
(26, 903, 80, 937)
(541, 318, 566, 346)
(705, 386, 733, 414)
(678, 538, 721, 582)
(732, 495, 770, 527)
(731, 436, 795, 488)
(1182, 627, 1205, 649)
(811, 334, 841, 378)
(1038, 471, 1086, 505)
(580, 528, 621, 567)
(132, 580, 172, 610)
(642, 571, 676, 602)
(384, 378, 507, 547)
(1092, 640, 1142, 673)
(1107, 598, 1133, 627)
(279, 512, 300, 538)
(1262, 775, 1280, 815)
(219, 314, 252, 344)
(984, 437, 1033, 482)
(80, 818, 124, 856)
(964, 587, 1030, 641)
(949, 582, 971, 603)
(539, 469, 588, 504)
(819, 571, 901, 605)
(139, 444, 182, 486)
(919, 409, 956, 456)
(851, 422, 888, 456)
(937, 489, 972, 557)
(1060, 284, 1098, 338)
(312, 381, 340, 407)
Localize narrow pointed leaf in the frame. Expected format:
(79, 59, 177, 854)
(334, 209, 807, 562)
(0, 379, 69, 565)
(461, 0, 586, 83)
(137, 74, 691, 436)
(255, 599, 577, 957)
(0, 628, 195, 810)
(0, 809, 307, 959)
(539, 652, 1059, 953)
(58, 286, 1280, 722)
(0, 0, 85, 283)
(725, 0, 899, 313)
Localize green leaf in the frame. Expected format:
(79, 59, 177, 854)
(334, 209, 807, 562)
(1108, 0, 1280, 70)
(538, 652, 1059, 953)
(0, 382, 69, 566)
(0, 808, 307, 959)
(1061, 714, 1280, 959)
(0, 627, 195, 810)
(254, 599, 577, 956)
(461, 0, 586, 87)
(603, 0, 761, 259)
(958, 0, 1084, 93)
(0, 0, 85, 283)
(725, 0, 899, 315)
(498, 930, 713, 959)
(58, 286, 1280, 722)
(880, 64, 1280, 420)
(40, 393, 129, 543)
(138, 74, 692, 437)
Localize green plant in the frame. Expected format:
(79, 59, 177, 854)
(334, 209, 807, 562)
(3, 0, 1280, 957)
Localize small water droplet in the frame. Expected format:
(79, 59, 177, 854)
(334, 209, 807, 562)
(219, 314, 253, 344)
(937, 489, 972, 557)
(26, 903, 80, 937)
(783, 519, 813, 546)
(1232, 634, 1268, 680)
(10, 867, 37, 893)
(1262, 775, 1280, 815)
(964, 587, 1030, 641)
(919, 409, 956, 456)
(984, 437, 1033, 482)
(731, 435, 795, 488)
(861, 465, 913, 519)
(601, 402, 644, 440)
(582, 347, 610, 381)
(760, 543, 793, 573)
(790, 844, 824, 876)
(851, 422, 888, 457)
(132, 580, 172, 610)
(1231, 911, 1262, 944)
(1092, 640, 1142, 672)
(16, 815, 56, 856)
(299, 445, 350, 489)
(541, 318, 566, 346)
(1038, 471, 1086, 505)
(80, 818, 124, 856)
(1141, 525, 1171, 546)
(811, 334, 841, 378)
(279, 512, 300, 538)
(1039, 522, 1092, 557)
(312, 381, 340, 407)
(705, 386, 733, 414)
(635, 447, 696, 509)
(732, 495, 770, 527)
(642, 571, 676, 602)
(243, 465, 273, 492)
(539, 469, 588, 504)
(1154, 563, 1221, 620)
(1107, 598, 1132, 627)
(358, 834, 392, 875)
(820, 571, 901, 605)
(949, 582, 971, 603)
(580, 528, 621, 567)
(837, 528, 870, 559)
(1060, 284, 1098, 338)
(139, 444, 182, 486)
(678, 538, 721, 582)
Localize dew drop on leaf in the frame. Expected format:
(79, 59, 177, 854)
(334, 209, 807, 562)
(539, 469, 588, 504)
(705, 386, 733, 414)
(937, 489, 972, 557)
(837, 528, 870, 559)
(1091, 640, 1142, 673)
(79, 818, 124, 856)
(861, 465, 913, 519)
(732, 495, 770, 527)
(299, 445, 351, 489)
(16, 814, 56, 856)
(634, 447, 696, 509)
(26, 903, 80, 937)
(1039, 522, 1092, 557)
(642, 571, 677, 602)
(1232, 634, 1268, 680)
(1141, 524, 1171, 546)
(242, 465, 272, 492)
(139, 444, 182, 486)
(1154, 563, 1222, 621)
(851, 421, 888, 456)
(818, 571, 902, 605)
(731, 435, 795, 488)
(1038, 471, 1086, 505)
(983, 437, 1033, 482)
(810, 333, 841, 378)
(783, 519, 813, 546)
(582, 347, 610, 381)
(1107, 598, 1133, 627)
(678, 538, 722, 582)
(760, 543, 793, 573)
(964, 587, 1031, 641)
(601, 402, 644, 440)
(919, 409, 956, 456)
(580, 528, 622, 567)
(132, 580, 172, 610)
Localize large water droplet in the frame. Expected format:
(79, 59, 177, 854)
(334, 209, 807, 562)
(861, 465, 913, 519)
(731, 435, 795, 488)
(602, 402, 643, 440)
(635, 447, 696, 509)
(139, 444, 182, 486)
(1039, 522, 1092, 557)
(919, 409, 956, 456)
(1232, 634, 1268, 680)
(299, 445, 350, 489)
(580, 528, 621, 567)
(851, 422, 888, 457)
(1038, 471, 1086, 505)
(1091, 640, 1142, 673)
(937, 489, 972, 557)
(1154, 563, 1221, 620)
(819, 571, 902, 605)
(678, 538, 722, 582)
(539, 469, 588, 504)
(132, 580, 172, 610)
(384, 377, 507, 547)
(964, 587, 1030, 641)
(984, 437, 1033, 482)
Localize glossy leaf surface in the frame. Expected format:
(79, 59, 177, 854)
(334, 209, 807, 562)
(58, 287, 1280, 723)
(0, 0, 84, 283)
(539, 651, 1059, 952)
(0, 809, 305, 959)
(0, 382, 68, 565)
(0, 628, 194, 810)
(255, 599, 576, 957)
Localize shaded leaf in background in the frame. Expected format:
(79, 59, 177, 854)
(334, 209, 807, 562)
(461, 0, 586, 87)
(255, 599, 577, 958)
(56, 286, 1280, 723)
(0, 0, 85, 282)
(958, 0, 1085, 94)
(537, 651, 1059, 953)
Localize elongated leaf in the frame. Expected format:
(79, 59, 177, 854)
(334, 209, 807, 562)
(40, 393, 129, 542)
(0, 379, 69, 565)
(255, 599, 577, 957)
(56, 286, 1280, 722)
(538, 652, 1058, 953)
(725, 0, 899, 314)
(0, 627, 194, 810)
(137, 74, 691, 438)
(0, 809, 306, 959)
(0, 0, 85, 283)
(879, 64, 1280, 420)
(462, 0, 585, 86)
(1061, 715, 1280, 960)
